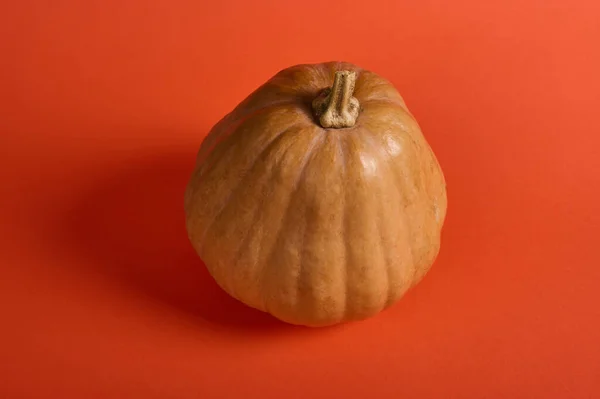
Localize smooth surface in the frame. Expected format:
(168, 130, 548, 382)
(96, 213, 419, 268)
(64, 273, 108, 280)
(1, 1, 599, 398)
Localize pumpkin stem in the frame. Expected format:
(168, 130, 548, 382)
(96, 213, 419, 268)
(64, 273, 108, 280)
(312, 70, 360, 128)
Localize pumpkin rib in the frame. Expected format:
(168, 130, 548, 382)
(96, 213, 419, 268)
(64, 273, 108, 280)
(365, 129, 395, 314)
(196, 99, 307, 170)
(356, 85, 405, 109)
(359, 103, 415, 137)
(373, 182, 390, 315)
(338, 133, 350, 321)
(259, 127, 325, 318)
(226, 125, 307, 304)
(294, 130, 331, 323)
(360, 107, 420, 205)
(192, 105, 304, 211)
(341, 130, 388, 318)
(196, 118, 308, 256)
(257, 128, 323, 314)
(295, 131, 348, 325)
(383, 113, 442, 282)
(210, 123, 314, 302)
(202, 129, 288, 297)
(360, 126, 414, 306)
(358, 115, 422, 292)
(341, 132, 359, 318)
(360, 127, 395, 309)
(394, 111, 431, 198)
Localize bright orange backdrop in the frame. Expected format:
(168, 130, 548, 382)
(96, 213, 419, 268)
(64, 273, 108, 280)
(2, 1, 599, 398)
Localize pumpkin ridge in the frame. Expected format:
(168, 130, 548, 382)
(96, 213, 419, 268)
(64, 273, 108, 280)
(188, 106, 309, 230)
(227, 125, 306, 303)
(360, 127, 413, 306)
(338, 134, 349, 320)
(196, 100, 306, 172)
(340, 130, 386, 318)
(292, 130, 329, 320)
(259, 127, 325, 316)
(389, 146, 419, 289)
(399, 114, 428, 195)
(291, 132, 348, 325)
(383, 114, 438, 283)
(361, 128, 392, 309)
(354, 78, 405, 107)
(197, 120, 307, 255)
(360, 107, 420, 204)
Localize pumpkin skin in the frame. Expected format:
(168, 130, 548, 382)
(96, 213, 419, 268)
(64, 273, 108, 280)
(184, 61, 447, 327)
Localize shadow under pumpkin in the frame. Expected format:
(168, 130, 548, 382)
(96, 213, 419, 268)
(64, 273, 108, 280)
(59, 148, 287, 330)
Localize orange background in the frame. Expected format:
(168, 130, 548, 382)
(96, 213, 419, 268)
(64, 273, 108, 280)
(2, 1, 599, 398)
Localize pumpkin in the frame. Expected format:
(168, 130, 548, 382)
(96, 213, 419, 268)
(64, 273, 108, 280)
(184, 61, 447, 327)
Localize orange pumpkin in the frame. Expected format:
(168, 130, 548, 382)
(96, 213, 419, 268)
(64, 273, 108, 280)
(184, 61, 447, 327)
